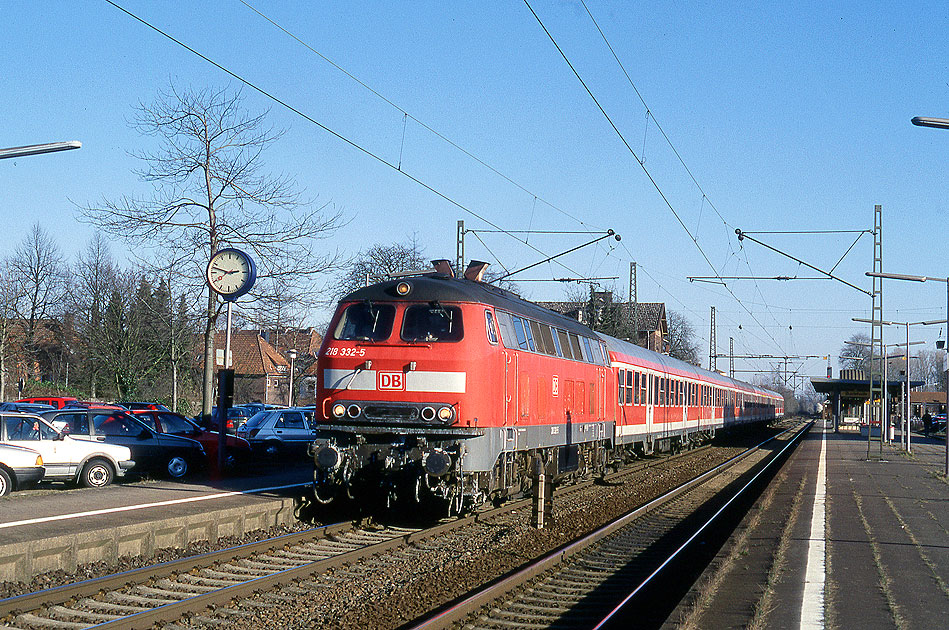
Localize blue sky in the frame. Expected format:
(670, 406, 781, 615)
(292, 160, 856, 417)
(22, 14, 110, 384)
(3, 1, 949, 384)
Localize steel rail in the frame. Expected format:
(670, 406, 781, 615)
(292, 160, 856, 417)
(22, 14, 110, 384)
(406, 421, 808, 630)
(0, 438, 722, 629)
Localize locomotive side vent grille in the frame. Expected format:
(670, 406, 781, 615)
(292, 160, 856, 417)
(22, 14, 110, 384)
(363, 405, 419, 422)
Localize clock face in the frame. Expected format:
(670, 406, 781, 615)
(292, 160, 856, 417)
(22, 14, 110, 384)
(207, 249, 255, 298)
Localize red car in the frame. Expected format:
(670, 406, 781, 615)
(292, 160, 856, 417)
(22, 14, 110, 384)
(131, 410, 252, 469)
(15, 396, 78, 409)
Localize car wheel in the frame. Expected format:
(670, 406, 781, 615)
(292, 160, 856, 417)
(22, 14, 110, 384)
(80, 459, 114, 488)
(0, 469, 10, 497)
(166, 455, 189, 479)
(264, 441, 281, 458)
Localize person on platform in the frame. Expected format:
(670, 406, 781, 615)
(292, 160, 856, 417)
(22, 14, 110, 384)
(923, 411, 932, 435)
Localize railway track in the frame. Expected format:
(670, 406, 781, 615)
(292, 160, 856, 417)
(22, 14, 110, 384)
(408, 421, 810, 630)
(0, 426, 796, 629)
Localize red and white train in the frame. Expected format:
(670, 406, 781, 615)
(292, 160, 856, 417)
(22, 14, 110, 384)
(312, 261, 784, 511)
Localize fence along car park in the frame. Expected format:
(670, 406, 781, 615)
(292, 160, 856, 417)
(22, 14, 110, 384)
(1, 412, 134, 488)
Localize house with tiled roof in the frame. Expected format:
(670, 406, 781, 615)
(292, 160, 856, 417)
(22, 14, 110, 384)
(208, 330, 291, 405)
(536, 291, 668, 353)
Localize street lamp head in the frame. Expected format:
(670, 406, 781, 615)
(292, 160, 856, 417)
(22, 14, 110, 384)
(912, 116, 949, 130)
(288, 349, 298, 360)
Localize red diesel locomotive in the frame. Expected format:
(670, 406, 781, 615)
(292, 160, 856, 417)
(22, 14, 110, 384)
(312, 261, 783, 511)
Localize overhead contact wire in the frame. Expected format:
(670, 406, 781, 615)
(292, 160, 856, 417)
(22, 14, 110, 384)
(237, 0, 602, 233)
(105, 0, 587, 279)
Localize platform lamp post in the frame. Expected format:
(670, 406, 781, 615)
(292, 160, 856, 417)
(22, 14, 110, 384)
(853, 316, 925, 452)
(867, 271, 949, 476)
(0, 141, 81, 160)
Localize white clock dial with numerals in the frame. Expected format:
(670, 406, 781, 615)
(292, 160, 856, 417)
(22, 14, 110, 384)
(206, 249, 255, 298)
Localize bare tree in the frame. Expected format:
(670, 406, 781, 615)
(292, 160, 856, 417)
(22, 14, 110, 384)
(82, 84, 343, 413)
(839, 333, 870, 372)
(666, 310, 701, 366)
(7, 224, 70, 382)
(335, 239, 428, 298)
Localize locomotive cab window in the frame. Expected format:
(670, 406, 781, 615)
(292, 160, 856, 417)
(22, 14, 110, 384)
(334, 303, 396, 341)
(401, 303, 463, 342)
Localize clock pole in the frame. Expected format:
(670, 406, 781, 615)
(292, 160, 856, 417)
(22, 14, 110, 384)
(205, 248, 256, 476)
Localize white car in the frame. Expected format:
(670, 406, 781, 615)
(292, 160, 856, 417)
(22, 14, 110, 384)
(1, 412, 134, 488)
(0, 442, 45, 496)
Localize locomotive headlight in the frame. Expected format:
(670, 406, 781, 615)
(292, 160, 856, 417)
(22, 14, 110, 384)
(420, 406, 436, 422)
(437, 406, 454, 422)
(396, 281, 412, 296)
(332, 404, 346, 418)
(347, 404, 362, 418)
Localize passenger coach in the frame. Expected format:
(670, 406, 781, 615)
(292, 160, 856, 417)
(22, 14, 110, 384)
(313, 260, 783, 512)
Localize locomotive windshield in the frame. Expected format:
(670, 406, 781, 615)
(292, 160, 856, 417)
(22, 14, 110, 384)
(334, 303, 396, 341)
(401, 303, 463, 342)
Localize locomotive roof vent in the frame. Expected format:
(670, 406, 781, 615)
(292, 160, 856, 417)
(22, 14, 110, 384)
(464, 260, 489, 282)
(431, 259, 455, 278)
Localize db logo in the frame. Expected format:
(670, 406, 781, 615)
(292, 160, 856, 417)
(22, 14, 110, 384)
(378, 372, 405, 391)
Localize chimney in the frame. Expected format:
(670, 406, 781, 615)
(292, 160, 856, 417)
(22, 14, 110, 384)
(464, 260, 489, 282)
(431, 259, 455, 277)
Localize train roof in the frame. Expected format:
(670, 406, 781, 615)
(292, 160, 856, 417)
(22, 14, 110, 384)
(598, 333, 782, 399)
(340, 273, 594, 336)
(341, 273, 783, 401)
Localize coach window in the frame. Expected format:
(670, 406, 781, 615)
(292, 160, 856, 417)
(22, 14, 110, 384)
(512, 317, 530, 350)
(633, 372, 640, 405)
(617, 369, 625, 405)
(569, 333, 584, 361)
(539, 323, 557, 356)
(582, 337, 594, 364)
(522, 319, 537, 352)
(640, 372, 647, 404)
(550, 328, 565, 357)
(484, 310, 498, 345)
(557, 329, 573, 359)
(529, 320, 547, 354)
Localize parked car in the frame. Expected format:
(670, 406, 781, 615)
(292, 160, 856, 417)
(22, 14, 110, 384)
(0, 402, 55, 414)
(118, 402, 171, 412)
(131, 410, 251, 469)
(0, 442, 45, 496)
(932, 414, 947, 435)
(199, 405, 255, 434)
(41, 409, 204, 479)
(1, 412, 134, 488)
(236, 407, 318, 457)
(15, 396, 77, 409)
(63, 401, 126, 410)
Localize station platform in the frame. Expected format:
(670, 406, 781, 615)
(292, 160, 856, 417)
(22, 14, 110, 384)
(672, 421, 949, 628)
(0, 462, 315, 583)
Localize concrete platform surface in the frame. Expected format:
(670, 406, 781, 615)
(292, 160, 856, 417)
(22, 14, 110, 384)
(0, 462, 314, 582)
(666, 422, 949, 629)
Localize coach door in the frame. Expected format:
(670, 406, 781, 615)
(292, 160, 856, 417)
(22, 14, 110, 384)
(645, 372, 654, 432)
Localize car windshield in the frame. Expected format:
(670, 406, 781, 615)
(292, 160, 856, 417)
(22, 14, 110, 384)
(401, 303, 463, 342)
(334, 303, 396, 341)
